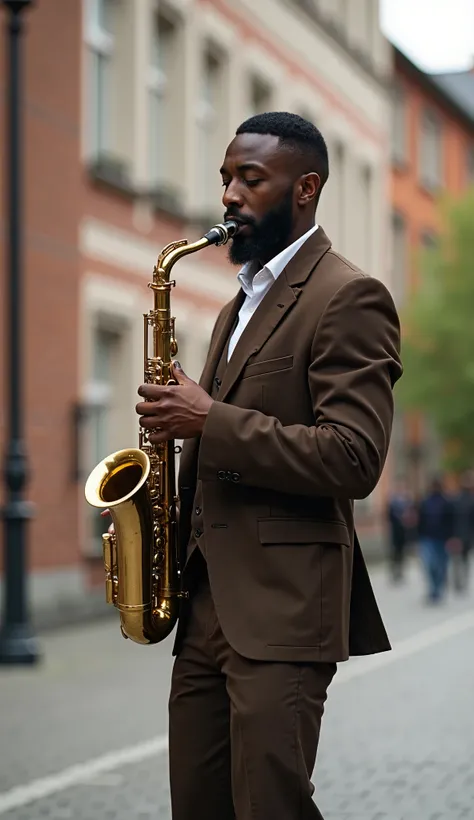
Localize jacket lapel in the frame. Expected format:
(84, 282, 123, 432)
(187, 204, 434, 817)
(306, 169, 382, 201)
(217, 227, 332, 404)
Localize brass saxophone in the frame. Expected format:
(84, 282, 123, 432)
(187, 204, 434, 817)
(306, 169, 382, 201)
(84, 220, 238, 645)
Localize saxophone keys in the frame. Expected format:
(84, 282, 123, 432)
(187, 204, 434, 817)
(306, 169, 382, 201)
(105, 578, 114, 605)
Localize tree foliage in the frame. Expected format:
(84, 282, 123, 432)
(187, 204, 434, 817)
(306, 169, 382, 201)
(397, 188, 474, 470)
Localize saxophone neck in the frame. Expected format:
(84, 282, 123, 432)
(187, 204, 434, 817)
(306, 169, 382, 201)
(155, 236, 210, 284)
(154, 220, 238, 284)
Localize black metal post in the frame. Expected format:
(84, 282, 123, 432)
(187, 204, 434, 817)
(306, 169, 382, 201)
(0, 0, 39, 664)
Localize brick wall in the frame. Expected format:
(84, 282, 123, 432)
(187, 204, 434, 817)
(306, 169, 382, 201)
(0, 0, 82, 572)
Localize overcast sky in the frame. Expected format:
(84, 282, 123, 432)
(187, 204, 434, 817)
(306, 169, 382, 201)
(380, 0, 474, 73)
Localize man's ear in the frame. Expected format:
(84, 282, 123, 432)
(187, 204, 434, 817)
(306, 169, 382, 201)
(297, 172, 321, 207)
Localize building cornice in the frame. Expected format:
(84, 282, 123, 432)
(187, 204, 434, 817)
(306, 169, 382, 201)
(281, 0, 389, 90)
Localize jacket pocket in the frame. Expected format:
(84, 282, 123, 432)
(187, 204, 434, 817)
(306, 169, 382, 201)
(241, 355, 293, 379)
(258, 518, 351, 546)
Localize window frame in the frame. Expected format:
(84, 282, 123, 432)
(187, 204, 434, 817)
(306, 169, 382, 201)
(391, 81, 408, 168)
(419, 107, 443, 192)
(84, 0, 115, 160)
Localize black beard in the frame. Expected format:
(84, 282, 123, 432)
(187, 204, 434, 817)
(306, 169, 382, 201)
(227, 189, 294, 266)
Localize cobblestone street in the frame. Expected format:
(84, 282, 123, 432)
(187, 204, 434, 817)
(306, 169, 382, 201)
(1, 559, 473, 820)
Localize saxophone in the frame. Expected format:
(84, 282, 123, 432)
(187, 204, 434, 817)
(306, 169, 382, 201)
(84, 220, 238, 645)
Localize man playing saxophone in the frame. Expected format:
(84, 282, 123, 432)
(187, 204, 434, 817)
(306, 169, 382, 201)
(135, 113, 402, 820)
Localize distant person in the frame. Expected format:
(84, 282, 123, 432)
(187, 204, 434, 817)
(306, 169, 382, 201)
(386, 479, 417, 582)
(417, 477, 455, 604)
(449, 470, 474, 593)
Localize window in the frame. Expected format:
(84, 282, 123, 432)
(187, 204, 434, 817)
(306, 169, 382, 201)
(332, 0, 348, 34)
(391, 82, 407, 166)
(333, 142, 346, 251)
(85, 0, 115, 159)
(420, 230, 438, 252)
(249, 75, 273, 117)
(361, 0, 374, 54)
(86, 324, 122, 554)
(467, 145, 474, 186)
(197, 46, 224, 212)
(148, 13, 176, 187)
(419, 109, 443, 191)
(90, 327, 117, 461)
(361, 165, 372, 270)
(391, 212, 407, 306)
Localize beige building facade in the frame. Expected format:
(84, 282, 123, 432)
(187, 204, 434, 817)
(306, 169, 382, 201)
(0, 0, 394, 623)
(80, 0, 394, 556)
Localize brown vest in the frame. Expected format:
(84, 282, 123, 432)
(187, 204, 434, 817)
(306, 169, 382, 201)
(186, 331, 233, 561)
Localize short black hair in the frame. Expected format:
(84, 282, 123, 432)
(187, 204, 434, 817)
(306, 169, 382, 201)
(235, 111, 329, 195)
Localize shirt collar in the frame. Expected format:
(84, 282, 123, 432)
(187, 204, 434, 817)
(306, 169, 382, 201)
(237, 224, 319, 297)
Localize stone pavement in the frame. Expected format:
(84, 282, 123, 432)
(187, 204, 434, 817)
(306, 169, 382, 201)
(0, 558, 473, 820)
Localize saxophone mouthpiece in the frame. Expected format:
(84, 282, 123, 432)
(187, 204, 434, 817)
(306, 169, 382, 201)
(203, 221, 238, 246)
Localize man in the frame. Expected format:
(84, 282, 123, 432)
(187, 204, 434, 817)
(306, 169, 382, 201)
(417, 476, 454, 603)
(450, 470, 474, 593)
(386, 478, 417, 582)
(136, 113, 402, 820)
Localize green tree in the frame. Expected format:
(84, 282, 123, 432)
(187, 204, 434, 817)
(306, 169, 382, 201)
(397, 188, 474, 471)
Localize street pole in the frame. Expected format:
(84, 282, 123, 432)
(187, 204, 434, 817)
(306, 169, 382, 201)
(0, 0, 39, 664)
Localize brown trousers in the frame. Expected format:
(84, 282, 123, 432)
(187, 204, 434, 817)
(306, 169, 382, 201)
(169, 552, 336, 820)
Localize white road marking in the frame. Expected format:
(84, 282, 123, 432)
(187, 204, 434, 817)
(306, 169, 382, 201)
(1, 609, 474, 815)
(334, 608, 474, 684)
(0, 737, 168, 815)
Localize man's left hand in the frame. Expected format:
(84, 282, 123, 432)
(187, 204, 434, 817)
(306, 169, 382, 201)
(136, 362, 213, 443)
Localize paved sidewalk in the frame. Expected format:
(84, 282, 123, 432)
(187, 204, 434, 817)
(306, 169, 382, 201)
(0, 558, 473, 819)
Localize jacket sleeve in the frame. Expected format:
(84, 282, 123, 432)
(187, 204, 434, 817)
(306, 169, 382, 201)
(197, 276, 403, 499)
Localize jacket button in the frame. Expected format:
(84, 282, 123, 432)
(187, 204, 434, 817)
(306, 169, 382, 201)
(214, 377, 222, 389)
(194, 528, 203, 538)
(231, 472, 241, 482)
(195, 506, 202, 516)
(217, 471, 226, 480)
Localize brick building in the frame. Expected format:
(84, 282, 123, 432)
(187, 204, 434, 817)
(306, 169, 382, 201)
(389, 46, 474, 495)
(0, 0, 393, 624)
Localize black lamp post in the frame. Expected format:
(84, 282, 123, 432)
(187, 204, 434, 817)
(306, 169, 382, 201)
(0, 0, 39, 664)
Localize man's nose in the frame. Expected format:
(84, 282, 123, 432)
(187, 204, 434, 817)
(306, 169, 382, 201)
(222, 181, 244, 209)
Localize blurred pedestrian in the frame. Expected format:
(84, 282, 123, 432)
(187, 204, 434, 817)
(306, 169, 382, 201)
(386, 478, 417, 582)
(417, 477, 454, 604)
(448, 470, 474, 594)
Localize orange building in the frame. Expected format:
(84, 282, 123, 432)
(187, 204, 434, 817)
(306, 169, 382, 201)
(389, 47, 474, 495)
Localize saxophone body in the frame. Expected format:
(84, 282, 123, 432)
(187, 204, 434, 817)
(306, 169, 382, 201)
(84, 221, 237, 644)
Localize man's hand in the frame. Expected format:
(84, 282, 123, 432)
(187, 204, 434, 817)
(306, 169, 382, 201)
(136, 362, 213, 444)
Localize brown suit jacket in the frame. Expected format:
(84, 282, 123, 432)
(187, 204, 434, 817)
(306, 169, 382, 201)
(176, 228, 402, 663)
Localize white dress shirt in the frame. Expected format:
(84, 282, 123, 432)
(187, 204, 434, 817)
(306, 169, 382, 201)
(227, 224, 319, 361)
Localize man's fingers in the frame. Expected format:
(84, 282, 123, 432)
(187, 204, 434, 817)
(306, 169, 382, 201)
(136, 400, 162, 416)
(137, 384, 171, 401)
(139, 415, 165, 430)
